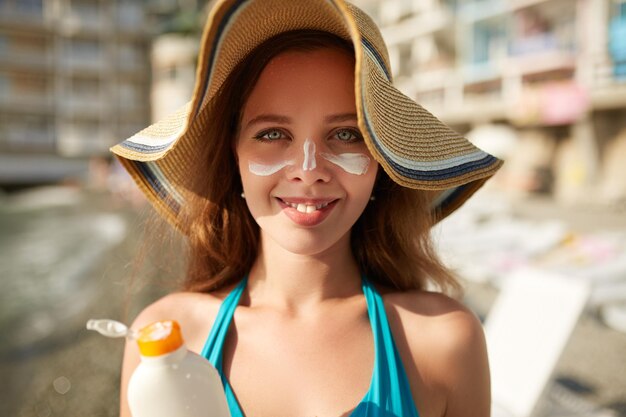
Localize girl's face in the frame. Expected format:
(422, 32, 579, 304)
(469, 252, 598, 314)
(235, 47, 378, 256)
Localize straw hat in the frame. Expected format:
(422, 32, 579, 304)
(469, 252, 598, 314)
(110, 0, 503, 232)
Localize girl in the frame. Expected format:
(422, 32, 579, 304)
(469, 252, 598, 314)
(113, 1, 502, 416)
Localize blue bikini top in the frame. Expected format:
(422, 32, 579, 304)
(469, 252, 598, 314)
(200, 276, 420, 417)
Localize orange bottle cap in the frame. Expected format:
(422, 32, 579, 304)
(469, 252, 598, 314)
(136, 320, 184, 357)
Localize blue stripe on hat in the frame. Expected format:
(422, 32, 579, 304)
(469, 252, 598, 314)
(120, 141, 171, 153)
(390, 153, 499, 180)
(378, 148, 490, 171)
(361, 36, 391, 81)
(132, 160, 182, 214)
(193, 0, 249, 118)
(438, 182, 474, 214)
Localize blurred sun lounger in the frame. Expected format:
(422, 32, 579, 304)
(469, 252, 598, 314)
(485, 267, 590, 417)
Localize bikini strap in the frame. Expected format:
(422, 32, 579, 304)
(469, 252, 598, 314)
(360, 277, 419, 416)
(200, 276, 249, 370)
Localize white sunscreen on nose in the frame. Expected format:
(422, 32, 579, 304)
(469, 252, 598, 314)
(303, 139, 316, 171)
(320, 152, 370, 175)
(248, 160, 294, 176)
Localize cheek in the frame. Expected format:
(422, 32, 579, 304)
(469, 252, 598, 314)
(362, 160, 379, 192)
(249, 160, 294, 177)
(343, 161, 378, 203)
(239, 160, 263, 191)
(238, 145, 295, 177)
(238, 157, 261, 195)
(320, 151, 371, 176)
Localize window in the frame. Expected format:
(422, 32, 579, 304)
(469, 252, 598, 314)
(472, 19, 506, 64)
(0, 73, 10, 96)
(71, 0, 101, 26)
(64, 38, 102, 64)
(0, 34, 7, 52)
(119, 43, 141, 60)
(118, 0, 144, 28)
(16, 0, 43, 14)
(72, 77, 100, 98)
(13, 34, 47, 55)
(118, 82, 142, 109)
(13, 74, 47, 96)
(5, 115, 54, 151)
(612, 0, 626, 18)
(118, 42, 143, 70)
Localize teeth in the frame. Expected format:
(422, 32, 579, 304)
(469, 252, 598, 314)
(288, 202, 331, 213)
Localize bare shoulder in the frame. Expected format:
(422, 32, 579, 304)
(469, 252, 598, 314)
(383, 290, 491, 416)
(134, 290, 222, 321)
(384, 289, 484, 350)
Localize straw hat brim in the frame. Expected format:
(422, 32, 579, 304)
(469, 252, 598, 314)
(110, 0, 503, 232)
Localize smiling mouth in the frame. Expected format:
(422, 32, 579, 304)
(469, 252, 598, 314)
(276, 198, 337, 213)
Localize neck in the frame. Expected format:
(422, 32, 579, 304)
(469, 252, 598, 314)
(245, 232, 363, 313)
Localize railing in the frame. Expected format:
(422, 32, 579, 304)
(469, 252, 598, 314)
(2, 127, 55, 152)
(0, 51, 53, 70)
(0, 92, 54, 113)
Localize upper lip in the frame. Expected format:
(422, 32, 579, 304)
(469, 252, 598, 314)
(276, 197, 338, 205)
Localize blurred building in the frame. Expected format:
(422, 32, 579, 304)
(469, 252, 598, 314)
(149, 0, 213, 120)
(0, 0, 151, 185)
(151, 34, 198, 122)
(359, 0, 626, 204)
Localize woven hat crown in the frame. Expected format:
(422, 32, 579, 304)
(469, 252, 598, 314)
(190, 0, 391, 120)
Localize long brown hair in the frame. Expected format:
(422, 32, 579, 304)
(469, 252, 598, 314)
(177, 30, 461, 295)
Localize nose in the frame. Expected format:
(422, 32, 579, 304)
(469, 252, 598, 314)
(286, 138, 331, 185)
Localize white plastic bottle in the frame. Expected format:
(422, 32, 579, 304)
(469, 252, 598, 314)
(87, 319, 230, 417)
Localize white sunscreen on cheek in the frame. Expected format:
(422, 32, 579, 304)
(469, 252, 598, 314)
(320, 152, 370, 175)
(303, 139, 316, 171)
(248, 160, 294, 176)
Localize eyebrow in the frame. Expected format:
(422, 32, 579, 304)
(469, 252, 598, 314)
(244, 114, 292, 130)
(243, 113, 358, 130)
(325, 113, 358, 123)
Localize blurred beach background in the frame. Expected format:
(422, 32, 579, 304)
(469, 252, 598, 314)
(1, 0, 626, 416)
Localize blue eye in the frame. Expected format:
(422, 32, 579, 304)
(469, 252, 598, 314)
(334, 129, 362, 143)
(254, 129, 286, 141)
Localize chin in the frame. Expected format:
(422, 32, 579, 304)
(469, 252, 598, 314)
(263, 228, 350, 257)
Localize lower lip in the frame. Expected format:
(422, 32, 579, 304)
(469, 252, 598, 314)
(277, 199, 337, 227)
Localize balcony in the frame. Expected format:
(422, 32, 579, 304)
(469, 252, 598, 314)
(59, 0, 105, 36)
(60, 96, 108, 118)
(0, 91, 54, 114)
(116, 3, 150, 37)
(0, 2, 47, 32)
(59, 55, 108, 74)
(117, 58, 148, 75)
(2, 126, 55, 152)
(0, 50, 53, 72)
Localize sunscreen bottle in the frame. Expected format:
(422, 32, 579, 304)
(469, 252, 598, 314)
(87, 319, 230, 417)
